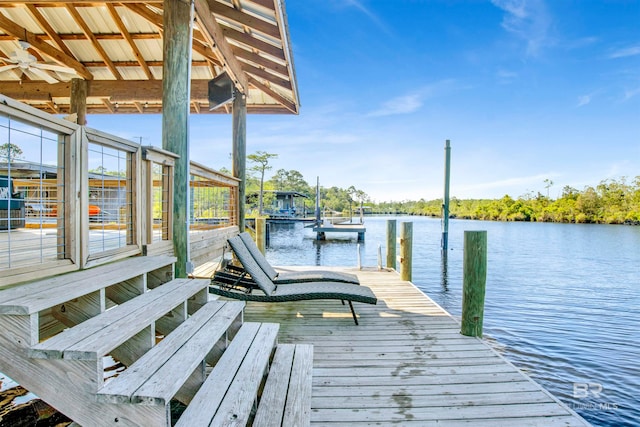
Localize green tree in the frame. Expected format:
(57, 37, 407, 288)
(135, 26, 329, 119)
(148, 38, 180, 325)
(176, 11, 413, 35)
(544, 178, 554, 199)
(247, 151, 278, 215)
(0, 143, 23, 161)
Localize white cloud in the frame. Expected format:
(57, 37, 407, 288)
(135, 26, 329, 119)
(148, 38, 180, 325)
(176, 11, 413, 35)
(341, 0, 392, 35)
(368, 93, 423, 117)
(577, 95, 591, 107)
(623, 86, 640, 101)
(492, 0, 552, 56)
(497, 69, 518, 84)
(609, 45, 640, 59)
(456, 173, 559, 194)
(367, 79, 460, 117)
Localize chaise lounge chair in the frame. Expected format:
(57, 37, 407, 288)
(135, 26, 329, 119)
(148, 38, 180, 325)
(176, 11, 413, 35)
(237, 231, 360, 284)
(209, 235, 377, 325)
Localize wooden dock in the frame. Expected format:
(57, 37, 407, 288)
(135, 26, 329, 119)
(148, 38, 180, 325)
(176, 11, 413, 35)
(242, 266, 591, 426)
(312, 223, 366, 241)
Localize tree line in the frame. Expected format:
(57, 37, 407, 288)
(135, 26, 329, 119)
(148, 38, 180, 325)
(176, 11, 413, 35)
(244, 152, 639, 225)
(365, 178, 640, 225)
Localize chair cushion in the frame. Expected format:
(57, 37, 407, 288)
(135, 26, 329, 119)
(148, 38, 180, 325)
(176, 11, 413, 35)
(227, 236, 277, 296)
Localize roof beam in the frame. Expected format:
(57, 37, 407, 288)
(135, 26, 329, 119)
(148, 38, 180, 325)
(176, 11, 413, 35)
(194, 0, 247, 92)
(0, 13, 92, 80)
(124, 3, 223, 70)
(0, 1, 164, 3)
(25, 4, 75, 58)
(242, 62, 291, 90)
(222, 24, 285, 60)
(207, 0, 279, 39)
(247, 75, 296, 113)
(0, 80, 211, 101)
(65, 4, 123, 79)
(232, 46, 288, 77)
(106, 3, 154, 79)
(248, 0, 276, 10)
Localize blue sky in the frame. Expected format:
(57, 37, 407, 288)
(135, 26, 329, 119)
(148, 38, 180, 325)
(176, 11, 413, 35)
(90, 0, 640, 202)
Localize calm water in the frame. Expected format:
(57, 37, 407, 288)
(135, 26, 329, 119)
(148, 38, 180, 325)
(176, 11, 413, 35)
(265, 216, 640, 427)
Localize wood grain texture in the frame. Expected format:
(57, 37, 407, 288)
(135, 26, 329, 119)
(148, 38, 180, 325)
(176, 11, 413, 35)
(29, 278, 209, 360)
(0, 255, 175, 315)
(242, 267, 590, 427)
(175, 322, 279, 427)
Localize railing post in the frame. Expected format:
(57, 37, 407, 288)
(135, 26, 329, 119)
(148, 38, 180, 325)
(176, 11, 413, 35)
(386, 219, 396, 270)
(256, 217, 266, 254)
(399, 221, 412, 281)
(461, 231, 487, 337)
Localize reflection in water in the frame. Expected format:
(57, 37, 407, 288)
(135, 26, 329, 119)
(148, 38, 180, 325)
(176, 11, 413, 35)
(313, 241, 322, 266)
(440, 251, 449, 291)
(264, 217, 640, 427)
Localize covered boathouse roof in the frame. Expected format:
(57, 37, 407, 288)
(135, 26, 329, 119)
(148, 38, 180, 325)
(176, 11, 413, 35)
(0, 0, 300, 115)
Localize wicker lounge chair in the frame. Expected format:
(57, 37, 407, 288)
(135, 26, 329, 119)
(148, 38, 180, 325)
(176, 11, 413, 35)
(209, 235, 377, 325)
(238, 232, 360, 284)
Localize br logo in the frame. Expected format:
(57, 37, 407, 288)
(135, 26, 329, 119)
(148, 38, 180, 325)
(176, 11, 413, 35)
(573, 383, 603, 399)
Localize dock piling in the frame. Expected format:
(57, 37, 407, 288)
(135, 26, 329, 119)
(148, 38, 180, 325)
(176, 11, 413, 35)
(461, 230, 487, 337)
(442, 139, 451, 251)
(386, 219, 396, 270)
(256, 217, 266, 254)
(399, 222, 413, 281)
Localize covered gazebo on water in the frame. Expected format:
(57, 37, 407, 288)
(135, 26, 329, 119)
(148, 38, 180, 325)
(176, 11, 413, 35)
(0, 1, 302, 424)
(0, 0, 300, 278)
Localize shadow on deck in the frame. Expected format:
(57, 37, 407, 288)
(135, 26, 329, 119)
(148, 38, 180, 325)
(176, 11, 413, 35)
(240, 266, 591, 427)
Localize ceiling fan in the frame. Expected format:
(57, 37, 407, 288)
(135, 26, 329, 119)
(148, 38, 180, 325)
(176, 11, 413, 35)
(0, 40, 78, 84)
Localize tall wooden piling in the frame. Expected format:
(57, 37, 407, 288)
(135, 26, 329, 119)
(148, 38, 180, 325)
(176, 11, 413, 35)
(256, 217, 266, 254)
(442, 139, 451, 251)
(461, 231, 487, 337)
(232, 91, 247, 232)
(386, 219, 396, 270)
(399, 222, 412, 281)
(162, 0, 194, 278)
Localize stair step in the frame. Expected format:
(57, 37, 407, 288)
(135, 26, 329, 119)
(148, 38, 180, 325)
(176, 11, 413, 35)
(29, 278, 209, 360)
(253, 344, 313, 427)
(96, 300, 245, 405)
(0, 255, 175, 315)
(175, 322, 279, 426)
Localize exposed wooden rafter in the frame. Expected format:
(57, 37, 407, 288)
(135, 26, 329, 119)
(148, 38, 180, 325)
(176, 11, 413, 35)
(0, 13, 92, 80)
(222, 24, 285, 61)
(247, 75, 296, 114)
(194, 0, 248, 92)
(25, 4, 75, 58)
(0, 0, 299, 114)
(106, 3, 154, 79)
(207, 0, 279, 39)
(65, 5, 122, 79)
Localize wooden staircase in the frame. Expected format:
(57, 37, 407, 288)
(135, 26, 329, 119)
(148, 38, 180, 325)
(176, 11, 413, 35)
(0, 255, 312, 426)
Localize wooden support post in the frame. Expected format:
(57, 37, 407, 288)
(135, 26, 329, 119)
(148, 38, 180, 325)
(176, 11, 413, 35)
(399, 222, 412, 281)
(386, 219, 396, 270)
(69, 78, 87, 125)
(232, 91, 247, 232)
(461, 231, 487, 337)
(442, 139, 451, 251)
(162, 0, 194, 278)
(256, 217, 266, 254)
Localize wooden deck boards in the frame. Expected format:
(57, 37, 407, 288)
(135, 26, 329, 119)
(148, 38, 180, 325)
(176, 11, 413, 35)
(241, 267, 590, 426)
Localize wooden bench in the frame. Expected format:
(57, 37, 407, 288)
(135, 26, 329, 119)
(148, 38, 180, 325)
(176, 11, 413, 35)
(253, 344, 313, 427)
(0, 255, 176, 316)
(96, 299, 245, 406)
(175, 322, 279, 426)
(0, 255, 176, 346)
(29, 277, 209, 361)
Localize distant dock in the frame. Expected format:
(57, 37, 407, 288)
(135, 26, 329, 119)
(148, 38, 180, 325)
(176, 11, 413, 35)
(313, 222, 366, 241)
